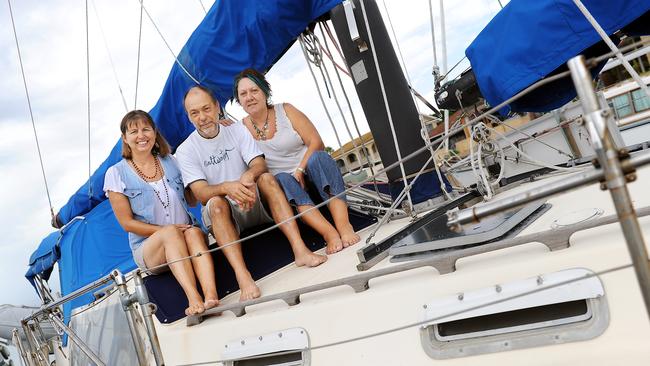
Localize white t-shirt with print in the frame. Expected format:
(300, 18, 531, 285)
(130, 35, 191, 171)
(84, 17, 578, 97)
(175, 123, 264, 187)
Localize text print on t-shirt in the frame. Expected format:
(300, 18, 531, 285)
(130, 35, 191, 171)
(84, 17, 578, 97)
(204, 148, 235, 167)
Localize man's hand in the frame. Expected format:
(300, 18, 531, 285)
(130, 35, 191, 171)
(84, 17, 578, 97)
(223, 181, 256, 211)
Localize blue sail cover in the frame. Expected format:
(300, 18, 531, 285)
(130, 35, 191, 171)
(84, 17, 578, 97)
(27, 0, 342, 316)
(466, 0, 650, 114)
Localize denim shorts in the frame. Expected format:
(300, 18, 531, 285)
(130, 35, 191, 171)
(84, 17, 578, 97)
(275, 151, 346, 207)
(132, 240, 169, 275)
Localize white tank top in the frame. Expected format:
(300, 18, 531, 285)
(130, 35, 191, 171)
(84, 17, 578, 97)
(255, 103, 308, 175)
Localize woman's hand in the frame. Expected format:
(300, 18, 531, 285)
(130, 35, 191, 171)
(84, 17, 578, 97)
(218, 117, 235, 126)
(292, 169, 306, 189)
(174, 224, 192, 232)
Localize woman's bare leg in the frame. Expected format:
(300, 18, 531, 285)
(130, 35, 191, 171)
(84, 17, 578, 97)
(296, 205, 342, 254)
(143, 225, 205, 316)
(184, 227, 219, 309)
(257, 173, 327, 267)
(328, 198, 360, 247)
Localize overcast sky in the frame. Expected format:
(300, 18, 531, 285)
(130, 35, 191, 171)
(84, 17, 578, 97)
(0, 0, 505, 308)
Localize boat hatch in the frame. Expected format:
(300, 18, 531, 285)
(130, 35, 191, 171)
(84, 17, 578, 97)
(222, 327, 310, 366)
(419, 268, 608, 359)
(388, 200, 549, 261)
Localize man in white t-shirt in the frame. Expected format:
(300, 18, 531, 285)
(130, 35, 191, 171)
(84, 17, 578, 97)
(175, 86, 327, 301)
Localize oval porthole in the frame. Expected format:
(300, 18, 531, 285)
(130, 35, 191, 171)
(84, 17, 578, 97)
(551, 208, 603, 229)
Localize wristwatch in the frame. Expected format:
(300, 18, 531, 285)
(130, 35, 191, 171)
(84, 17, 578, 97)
(296, 167, 306, 174)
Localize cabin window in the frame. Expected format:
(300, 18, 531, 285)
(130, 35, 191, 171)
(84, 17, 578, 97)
(233, 352, 304, 366)
(420, 268, 608, 360)
(611, 94, 633, 118)
(223, 328, 310, 366)
(631, 89, 650, 112)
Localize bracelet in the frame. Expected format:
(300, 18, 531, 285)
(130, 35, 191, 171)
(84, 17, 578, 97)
(296, 167, 306, 174)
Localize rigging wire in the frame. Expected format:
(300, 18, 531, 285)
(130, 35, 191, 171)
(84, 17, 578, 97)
(572, 0, 650, 101)
(381, 0, 450, 200)
(137, 0, 200, 85)
(90, 0, 129, 112)
(6, 0, 55, 219)
(177, 262, 633, 366)
(198, 0, 207, 14)
(85, 0, 92, 198)
(134, 0, 145, 108)
(303, 29, 367, 178)
(427, 0, 438, 68)
(358, 0, 414, 211)
(317, 23, 384, 198)
(484, 114, 575, 159)
(298, 34, 343, 149)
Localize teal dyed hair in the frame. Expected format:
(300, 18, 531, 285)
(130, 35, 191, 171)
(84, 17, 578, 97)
(232, 68, 272, 107)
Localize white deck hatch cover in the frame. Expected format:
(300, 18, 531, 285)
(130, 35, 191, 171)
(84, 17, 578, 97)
(222, 327, 309, 365)
(422, 268, 604, 326)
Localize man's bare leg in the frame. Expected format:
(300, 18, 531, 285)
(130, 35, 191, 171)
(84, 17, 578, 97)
(208, 196, 261, 301)
(328, 197, 360, 247)
(257, 173, 327, 267)
(184, 227, 219, 309)
(296, 205, 343, 254)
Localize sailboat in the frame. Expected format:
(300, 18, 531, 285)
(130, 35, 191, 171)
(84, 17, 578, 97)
(6, 0, 650, 365)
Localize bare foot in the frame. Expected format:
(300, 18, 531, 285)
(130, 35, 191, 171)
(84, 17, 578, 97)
(295, 251, 328, 267)
(237, 275, 261, 302)
(339, 224, 360, 248)
(325, 231, 343, 254)
(185, 295, 206, 316)
(204, 297, 220, 310)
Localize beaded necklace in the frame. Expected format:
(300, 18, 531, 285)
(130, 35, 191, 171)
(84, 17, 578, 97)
(129, 156, 170, 209)
(250, 109, 270, 140)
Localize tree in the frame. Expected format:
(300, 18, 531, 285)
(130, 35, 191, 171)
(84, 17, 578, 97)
(324, 146, 335, 155)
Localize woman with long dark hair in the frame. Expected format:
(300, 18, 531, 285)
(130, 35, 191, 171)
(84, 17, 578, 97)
(104, 110, 218, 316)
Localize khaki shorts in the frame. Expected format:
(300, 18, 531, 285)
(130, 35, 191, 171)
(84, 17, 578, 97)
(201, 190, 273, 234)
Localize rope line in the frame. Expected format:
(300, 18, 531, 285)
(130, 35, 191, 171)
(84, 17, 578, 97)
(427, 0, 438, 69)
(298, 34, 343, 149)
(137, 0, 200, 85)
(381, 0, 445, 200)
(177, 263, 633, 366)
(572, 0, 650, 101)
(359, 0, 414, 210)
(90, 0, 129, 112)
(134, 0, 144, 108)
(85, 0, 93, 198)
(318, 22, 384, 198)
(6, 0, 55, 218)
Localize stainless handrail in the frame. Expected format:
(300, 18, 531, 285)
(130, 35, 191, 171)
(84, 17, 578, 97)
(49, 314, 106, 366)
(24, 272, 117, 323)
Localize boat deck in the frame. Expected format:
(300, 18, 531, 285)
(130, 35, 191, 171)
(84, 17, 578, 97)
(154, 163, 650, 365)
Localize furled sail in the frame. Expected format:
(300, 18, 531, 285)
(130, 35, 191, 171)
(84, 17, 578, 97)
(466, 0, 650, 114)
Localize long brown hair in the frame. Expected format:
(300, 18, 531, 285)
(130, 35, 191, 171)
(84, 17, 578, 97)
(119, 110, 171, 159)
